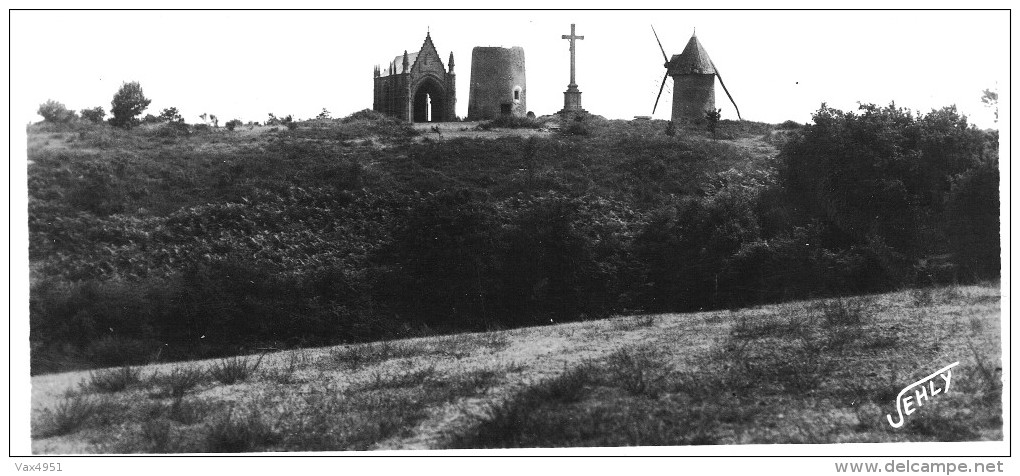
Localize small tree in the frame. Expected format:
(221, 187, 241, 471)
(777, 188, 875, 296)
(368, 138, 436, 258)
(80, 106, 106, 123)
(316, 108, 331, 120)
(37, 100, 76, 123)
(705, 108, 722, 135)
(110, 81, 152, 128)
(159, 107, 184, 123)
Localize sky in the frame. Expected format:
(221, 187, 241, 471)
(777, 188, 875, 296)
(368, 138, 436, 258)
(10, 10, 1008, 128)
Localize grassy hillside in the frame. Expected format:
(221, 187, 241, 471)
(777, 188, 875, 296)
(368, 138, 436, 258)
(27, 114, 784, 373)
(30, 284, 1001, 453)
(28, 106, 998, 375)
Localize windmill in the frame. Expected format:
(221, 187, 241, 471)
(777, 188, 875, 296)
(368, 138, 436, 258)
(652, 26, 742, 124)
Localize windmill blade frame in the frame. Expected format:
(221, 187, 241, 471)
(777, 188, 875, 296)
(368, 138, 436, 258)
(651, 25, 669, 63)
(711, 60, 743, 121)
(653, 72, 669, 114)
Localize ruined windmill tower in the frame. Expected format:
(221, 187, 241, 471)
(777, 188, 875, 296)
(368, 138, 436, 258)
(651, 27, 742, 124)
(372, 31, 456, 123)
(467, 47, 527, 120)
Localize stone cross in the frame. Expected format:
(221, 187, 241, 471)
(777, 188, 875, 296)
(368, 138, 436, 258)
(561, 23, 584, 87)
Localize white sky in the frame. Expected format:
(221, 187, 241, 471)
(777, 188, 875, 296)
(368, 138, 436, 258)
(10, 10, 1008, 128)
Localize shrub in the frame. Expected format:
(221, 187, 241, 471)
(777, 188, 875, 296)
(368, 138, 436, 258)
(705, 108, 721, 134)
(225, 119, 243, 131)
(341, 109, 387, 122)
(80, 106, 106, 123)
(664, 120, 676, 137)
(85, 365, 142, 393)
(603, 347, 669, 398)
(373, 190, 501, 326)
(562, 117, 590, 136)
(153, 121, 191, 138)
(153, 365, 206, 398)
(35, 396, 97, 437)
(202, 408, 280, 453)
(158, 107, 183, 123)
(209, 355, 264, 385)
(779, 103, 988, 261)
(634, 195, 760, 312)
(947, 158, 1000, 280)
(481, 115, 542, 129)
(817, 296, 874, 327)
(109, 81, 151, 128)
(37, 100, 76, 123)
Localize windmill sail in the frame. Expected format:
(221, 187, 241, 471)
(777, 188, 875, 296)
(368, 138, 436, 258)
(712, 60, 742, 121)
(653, 73, 669, 114)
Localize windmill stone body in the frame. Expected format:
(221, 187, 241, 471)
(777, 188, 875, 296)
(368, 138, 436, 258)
(652, 28, 742, 124)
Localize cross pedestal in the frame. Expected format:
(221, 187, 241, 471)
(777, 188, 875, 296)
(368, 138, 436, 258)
(558, 24, 587, 116)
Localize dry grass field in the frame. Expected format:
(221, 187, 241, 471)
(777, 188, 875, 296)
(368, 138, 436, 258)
(30, 284, 1001, 453)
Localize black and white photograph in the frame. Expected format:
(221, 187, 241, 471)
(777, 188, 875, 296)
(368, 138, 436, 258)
(8, 5, 1010, 472)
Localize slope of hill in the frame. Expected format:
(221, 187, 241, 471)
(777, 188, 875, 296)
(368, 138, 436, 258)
(27, 114, 786, 374)
(30, 284, 1001, 453)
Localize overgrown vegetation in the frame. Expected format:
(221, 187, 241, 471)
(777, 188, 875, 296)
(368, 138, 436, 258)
(28, 103, 999, 373)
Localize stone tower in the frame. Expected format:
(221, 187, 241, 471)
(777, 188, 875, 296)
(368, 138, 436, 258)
(653, 30, 742, 124)
(372, 32, 457, 122)
(467, 47, 527, 120)
(668, 34, 716, 123)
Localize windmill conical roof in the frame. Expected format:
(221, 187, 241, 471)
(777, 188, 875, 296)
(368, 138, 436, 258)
(668, 34, 715, 75)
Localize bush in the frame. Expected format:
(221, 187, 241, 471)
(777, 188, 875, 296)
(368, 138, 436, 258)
(779, 103, 987, 260)
(37, 100, 76, 123)
(209, 355, 264, 384)
(109, 81, 151, 128)
(35, 396, 99, 437)
(481, 115, 542, 129)
(562, 118, 590, 136)
(30, 279, 159, 374)
(158, 107, 183, 123)
(342, 109, 387, 122)
(85, 366, 142, 393)
(374, 190, 501, 326)
(202, 409, 279, 453)
(633, 195, 760, 311)
(153, 365, 207, 398)
(80, 106, 106, 123)
(947, 158, 1000, 279)
(705, 108, 721, 134)
(225, 119, 243, 131)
